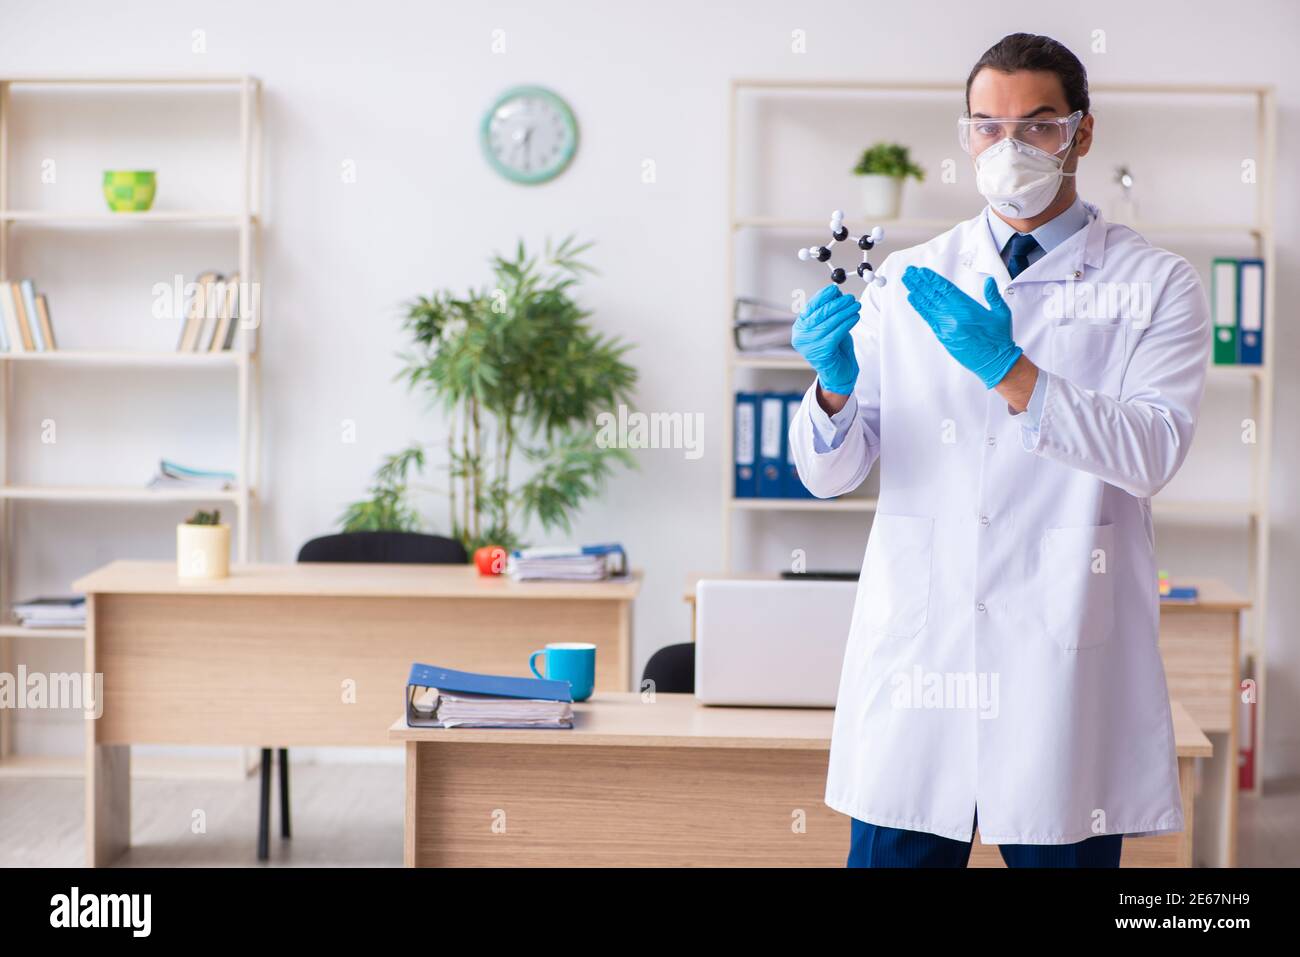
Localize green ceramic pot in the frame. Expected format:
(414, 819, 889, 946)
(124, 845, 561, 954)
(102, 170, 157, 212)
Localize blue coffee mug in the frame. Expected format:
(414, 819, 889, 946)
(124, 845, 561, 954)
(529, 642, 596, 701)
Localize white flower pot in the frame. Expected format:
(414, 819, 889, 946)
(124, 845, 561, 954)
(859, 174, 903, 219)
(177, 523, 231, 580)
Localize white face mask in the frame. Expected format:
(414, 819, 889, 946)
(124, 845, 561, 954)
(974, 137, 1076, 219)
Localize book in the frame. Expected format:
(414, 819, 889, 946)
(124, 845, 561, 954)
(208, 273, 239, 352)
(19, 280, 43, 351)
(0, 282, 14, 352)
(406, 663, 573, 729)
(35, 294, 56, 351)
(9, 281, 35, 351)
(177, 272, 221, 352)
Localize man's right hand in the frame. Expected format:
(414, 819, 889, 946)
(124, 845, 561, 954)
(791, 284, 861, 405)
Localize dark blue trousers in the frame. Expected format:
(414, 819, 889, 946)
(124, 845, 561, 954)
(847, 809, 1123, 867)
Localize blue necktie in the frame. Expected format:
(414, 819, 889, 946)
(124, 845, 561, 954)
(1005, 232, 1040, 280)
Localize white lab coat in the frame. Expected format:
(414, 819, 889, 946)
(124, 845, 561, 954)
(791, 203, 1210, 844)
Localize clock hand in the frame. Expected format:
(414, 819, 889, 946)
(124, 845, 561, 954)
(520, 126, 534, 171)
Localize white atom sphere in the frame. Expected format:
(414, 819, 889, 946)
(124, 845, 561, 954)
(797, 248, 811, 261)
(870, 226, 884, 242)
(831, 209, 844, 222)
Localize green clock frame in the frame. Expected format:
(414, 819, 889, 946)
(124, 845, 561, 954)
(480, 85, 579, 185)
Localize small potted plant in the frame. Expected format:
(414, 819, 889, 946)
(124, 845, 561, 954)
(853, 143, 925, 219)
(177, 509, 230, 580)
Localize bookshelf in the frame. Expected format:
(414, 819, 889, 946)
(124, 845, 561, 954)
(724, 79, 1277, 795)
(0, 75, 262, 775)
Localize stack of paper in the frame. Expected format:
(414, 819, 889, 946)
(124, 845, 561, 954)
(147, 459, 236, 491)
(508, 543, 627, 582)
(406, 663, 575, 730)
(13, 596, 86, 628)
(411, 688, 573, 729)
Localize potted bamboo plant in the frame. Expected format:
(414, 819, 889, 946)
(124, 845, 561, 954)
(177, 509, 230, 580)
(341, 237, 637, 554)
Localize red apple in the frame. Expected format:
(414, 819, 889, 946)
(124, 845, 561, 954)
(474, 545, 508, 576)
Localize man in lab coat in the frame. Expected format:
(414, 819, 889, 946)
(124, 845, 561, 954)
(789, 33, 1210, 867)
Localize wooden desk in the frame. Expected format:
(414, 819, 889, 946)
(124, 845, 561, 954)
(74, 560, 640, 866)
(392, 693, 1209, 867)
(1156, 578, 1248, 868)
(684, 572, 1246, 867)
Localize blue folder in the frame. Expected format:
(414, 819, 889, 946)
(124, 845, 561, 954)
(783, 392, 814, 498)
(408, 663, 572, 701)
(757, 393, 787, 498)
(406, 663, 573, 728)
(1237, 258, 1264, 365)
(734, 391, 759, 498)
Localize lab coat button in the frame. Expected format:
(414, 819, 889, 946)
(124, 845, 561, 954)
(979, 515, 991, 526)
(986, 436, 997, 446)
(976, 602, 987, 612)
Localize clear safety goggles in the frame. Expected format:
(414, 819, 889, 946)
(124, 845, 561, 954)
(957, 110, 1083, 157)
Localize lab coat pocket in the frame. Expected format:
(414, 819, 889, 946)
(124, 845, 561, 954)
(1049, 321, 1127, 397)
(1040, 523, 1116, 651)
(861, 513, 934, 640)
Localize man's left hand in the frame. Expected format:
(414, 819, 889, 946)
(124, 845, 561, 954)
(902, 265, 1023, 389)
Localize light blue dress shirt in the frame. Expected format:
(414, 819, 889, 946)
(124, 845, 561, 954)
(808, 198, 1093, 452)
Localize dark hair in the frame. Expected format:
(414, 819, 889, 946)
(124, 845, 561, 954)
(966, 33, 1090, 115)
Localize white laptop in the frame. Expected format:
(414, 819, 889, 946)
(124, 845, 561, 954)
(694, 578, 857, 707)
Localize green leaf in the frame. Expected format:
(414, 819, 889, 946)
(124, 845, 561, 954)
(853, 142, 925, 181)
(357, 237, 638, 554)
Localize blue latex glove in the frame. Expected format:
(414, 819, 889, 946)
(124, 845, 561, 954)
(791, 284, 861, 396)
(902, 266, 1023, 388)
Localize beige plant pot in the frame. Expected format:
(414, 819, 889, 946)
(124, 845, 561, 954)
(859, 173, 903, 219)
(177, 523, 231, 580)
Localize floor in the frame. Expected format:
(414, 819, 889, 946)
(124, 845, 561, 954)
(2, 765, 1298, 867)
(0, 763, 405, 867)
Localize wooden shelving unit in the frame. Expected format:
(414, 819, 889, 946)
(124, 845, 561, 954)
(0, 349, 248, 366)
(0, 210, 256, 224)
(724, 79, 1277, 794)
(0, 75, 263, 773)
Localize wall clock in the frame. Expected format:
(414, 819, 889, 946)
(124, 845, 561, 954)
(481, 86, 578, 185)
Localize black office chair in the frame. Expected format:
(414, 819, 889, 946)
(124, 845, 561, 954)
(256, 531, 469, 861)
(641, 642, 695, 695)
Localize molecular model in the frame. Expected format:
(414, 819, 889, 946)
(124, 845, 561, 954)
(796, 210, 886, 287)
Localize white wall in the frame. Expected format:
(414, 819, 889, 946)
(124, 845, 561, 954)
(1, 0, 1297, 778)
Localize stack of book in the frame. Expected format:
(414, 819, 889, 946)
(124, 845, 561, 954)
(0, 279, 57, 353)
(733, 297, 797, 357)
(406, 663, 574, 729)
(147, 459, 236, 491)
(12, 596, 86, 629)
(176, 271, 244, 352)
(508, 543, 627, 582)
